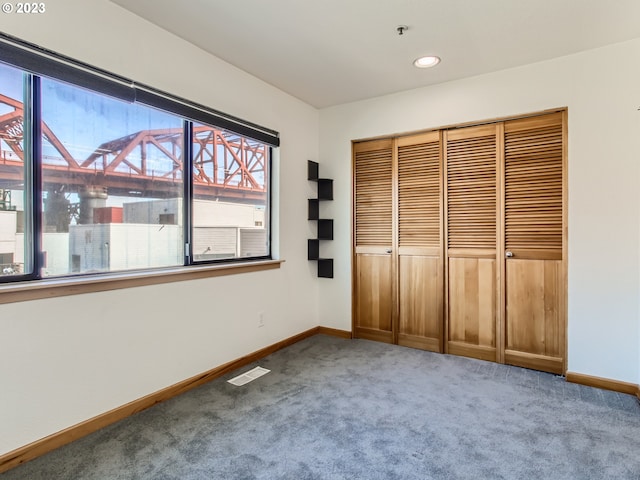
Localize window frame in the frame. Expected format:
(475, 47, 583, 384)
(0, 34, 279, 289)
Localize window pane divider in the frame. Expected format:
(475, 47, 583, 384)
(183, 120, 193, 265)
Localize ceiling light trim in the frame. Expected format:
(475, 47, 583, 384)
(413, 55, 441, 69)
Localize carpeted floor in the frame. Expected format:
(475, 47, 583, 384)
(2, 335, 640, 479)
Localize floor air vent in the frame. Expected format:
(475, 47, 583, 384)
(227, 366, 270, 386)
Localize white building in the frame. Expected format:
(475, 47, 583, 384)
(0, 199, 267, 275)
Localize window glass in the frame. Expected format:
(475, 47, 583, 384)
(0, 62, 29, 277)
(191, 124, 269, 261)
(40, 78, 184, 276)
(0, 47, 275, 285)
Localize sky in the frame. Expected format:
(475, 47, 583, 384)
(1, 60, 183, 173)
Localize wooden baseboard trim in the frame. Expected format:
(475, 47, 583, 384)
(317, 326, 352, 339)
(0, 326, 324, 474)
(566, 371, 639, 396)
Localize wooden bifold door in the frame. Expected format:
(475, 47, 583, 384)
(353, 139, 395, 344)
(444, 123, 499, 362)
(353, 132, 444, 352)
(353, 110, 566, 374)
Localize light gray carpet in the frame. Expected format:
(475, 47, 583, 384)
(2, 335, 640, 479)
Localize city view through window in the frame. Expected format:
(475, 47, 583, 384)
(0, 62, 270, 279)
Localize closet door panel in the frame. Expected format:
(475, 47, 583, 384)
(445, 125, 498, 361)
(447, 257, 496, 361)
(503, 112, 565, 374)
(398, 255, 442, 351)
(353, 139, 394, 343)
(355, 253, 394, 341)
(505, 259, 562, 365)
(397, 131, 443, 352)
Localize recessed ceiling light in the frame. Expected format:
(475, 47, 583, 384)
(413, 56, 441, 69)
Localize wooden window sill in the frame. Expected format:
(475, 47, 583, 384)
(0, 259, 284, 305)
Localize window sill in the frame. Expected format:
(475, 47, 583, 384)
(0, 259, 284, 305)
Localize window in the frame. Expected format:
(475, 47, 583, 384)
(0, 37, 277, 284)
(0, 62, 30, 278)
(40, 78, 184, 276)
(191, 123, 269, 262)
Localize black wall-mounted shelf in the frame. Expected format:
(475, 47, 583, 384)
(308, 199, 319, 220)
(308, 160, 334, 278)
(318, 219, 333, 240)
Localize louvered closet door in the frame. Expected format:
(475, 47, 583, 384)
(445, 125, 498, 362)
(397, 131, 443, 352)
(353, 139, 394, 343)
(503, 112, 565, 374)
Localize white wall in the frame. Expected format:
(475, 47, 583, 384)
(0, 0, 319, 454)
(192, 200, 262, 227)
(0, 211, 17, 268)
(319, 39, 640, 385)
(42, 233, 71, 276)
(0, 210, 16, 244)
(123, 198, 182, 225)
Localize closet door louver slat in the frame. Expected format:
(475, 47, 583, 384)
(398, 140, 440, 249)
(355, 143, 393, 248)
(447, 134, 496, 250)
(505, 120, 563, 257)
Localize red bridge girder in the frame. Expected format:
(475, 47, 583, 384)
(0, 94, 267, 202)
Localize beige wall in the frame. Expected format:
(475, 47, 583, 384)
(0, 0, 320, 454)
(319, 38, 640, 385)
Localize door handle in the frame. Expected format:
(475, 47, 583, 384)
(505, 251, 514, 258)
(385, 249, 392, 254)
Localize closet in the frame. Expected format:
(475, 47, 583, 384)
(352, 110, 566, 374)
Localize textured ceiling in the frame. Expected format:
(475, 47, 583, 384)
(112, 0, 640, 108)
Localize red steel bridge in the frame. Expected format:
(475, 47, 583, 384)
(0, 94, 268, 203)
